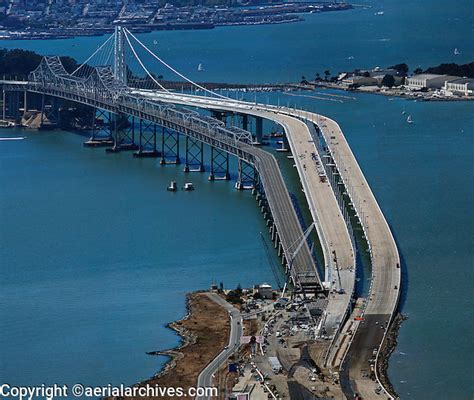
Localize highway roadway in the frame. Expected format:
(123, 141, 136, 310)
(142, 92, 400, 398)
(312, 115, 401, 400)
(196, 293, 242, 400)
(137, 90, 356, 340)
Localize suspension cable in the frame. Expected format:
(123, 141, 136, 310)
(124, 28, 231, 100)
(123, 29, 169, 92)
(71, 34, 115, 76)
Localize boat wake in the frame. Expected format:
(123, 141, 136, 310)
(0, 137, 26, 141)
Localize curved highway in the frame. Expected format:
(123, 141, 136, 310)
(137, 91, 400, 399)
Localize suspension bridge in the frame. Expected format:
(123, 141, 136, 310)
(0, 26, 401, 400)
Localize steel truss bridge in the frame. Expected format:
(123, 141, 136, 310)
(0, 26, 401, 400)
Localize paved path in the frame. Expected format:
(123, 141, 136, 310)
(196, 293, 242, 400)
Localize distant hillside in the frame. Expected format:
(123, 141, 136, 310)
(0, 48, 78, 78)
(424, 62, 474, 78)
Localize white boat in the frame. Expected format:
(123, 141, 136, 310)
(183, 182, 195, 191)
(153, 40, 158, 45)
(407, 115, 413, 124)
(374, 11, 384, 16)
(454, 47, 460, 55)
(197, 63, 204, 72)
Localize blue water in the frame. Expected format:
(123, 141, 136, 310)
(1, 0, 473, 398)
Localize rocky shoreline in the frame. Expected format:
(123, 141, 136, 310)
(145, 293, 197, 380)
(377, 313, 408, 398)
(110, 292, 230, 400)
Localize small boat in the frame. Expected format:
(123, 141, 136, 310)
(454, 47, 460, 55)
(153, 40, 158, 45)
(402, 111, 406, 115)
(347, 56, 354, 60)
(183, 182, 194, 191)
(167, 181, 177, 191)
(407, 115, 414, 124)
(197, 63, 204, 72)
(374, 11, 384, 16)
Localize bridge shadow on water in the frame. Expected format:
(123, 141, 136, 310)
(389, 223, 409, 313)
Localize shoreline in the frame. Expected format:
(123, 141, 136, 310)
(109, 292, 230, 400)
(377, 313, 408, 398)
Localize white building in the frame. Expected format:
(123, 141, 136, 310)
(341, 76, 378, 86)
(258, 283, 273, 299)
(444, 78, 474, 96)
(406, 74, 458, 90)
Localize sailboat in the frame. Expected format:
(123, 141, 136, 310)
(407, 115, 413, 124)
(454, 47, 460, 55)
(197, 63, 204, 72)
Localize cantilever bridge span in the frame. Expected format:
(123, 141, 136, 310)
(0, 55, 323, 296)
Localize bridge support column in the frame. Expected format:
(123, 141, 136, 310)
(133, 119, 160, 158)
(235, 159, 256, 190)
(184, 136, 205, 172)
(242, 114, 248, 131)
(39, 93, 61, 128)
(255, 116, 263, 144)
(208, 147, 230, 181)
(4, 91, 20, 121)
(211, 110, 227, 125)
(160, 127, 180, 165)
(107, 114, 139, 152)
(274, 233, 280, 249)
(84, 109, 114, 147)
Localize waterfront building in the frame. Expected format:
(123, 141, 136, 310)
(443, 78, 474, 96)
(342, 75, 378, 86)
(406, 74, 458, 90)
(257, 283, 273, 299)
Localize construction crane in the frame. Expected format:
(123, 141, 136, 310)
(260, 232, 283, 290)
(281, 222, 316, 298)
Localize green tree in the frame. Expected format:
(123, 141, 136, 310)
(381, 74, 395, 88)
(388, 63, 409, 76)
(413, 67, 423, 75)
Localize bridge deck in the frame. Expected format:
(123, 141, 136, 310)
(311, 114, 400, 399)
(141, 92, 355, 338)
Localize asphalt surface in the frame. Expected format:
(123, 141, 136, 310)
(150, 93, 400, 399)
(136, 90, 323, 290)
(196, 293, 242, 400)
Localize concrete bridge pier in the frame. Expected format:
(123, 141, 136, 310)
(108, 114, 139, 152)
(242, 114, 248, 131)
(235, 159, 256, 190)
(183, 136, 205, 172)
(2, 90, 21, 121)
(160, 127, 181, 165)
(39, 93, 61, 128)
(133, 119, 160, 158)
(84, 108, 114, 147)
(255, 116, 263, 144)
(208, 146, 230, 181)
